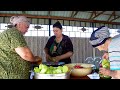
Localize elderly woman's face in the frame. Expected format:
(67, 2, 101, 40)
(17, 22, 29, 34)
(53, 27, 62, 37)
(96, 44, 107, 51)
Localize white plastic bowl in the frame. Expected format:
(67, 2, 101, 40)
(65, 63, 93, 77)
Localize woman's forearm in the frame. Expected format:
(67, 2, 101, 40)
(21, 51, 35, 62)
(59, 51, 73, 60)
(110, 70, 120, 79)
(15, 46, 36, 62)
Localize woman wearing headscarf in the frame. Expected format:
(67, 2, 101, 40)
(44, 21, 73, 64)
(89, 26, 120, 79)
(0, 16, 42, 79)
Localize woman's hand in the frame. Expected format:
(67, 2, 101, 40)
(46, 55, 61, 62)
(33, 56, 42, 65)
(99, 68, 120, 79)
(51, 56, 61, 62)
(46, 54, 53, 62)
(114, 71, 120, 79)
(102, 52, 109, 60)
(99, 67, 110, 76)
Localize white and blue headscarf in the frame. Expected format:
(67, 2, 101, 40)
(89, 26, 110, 47)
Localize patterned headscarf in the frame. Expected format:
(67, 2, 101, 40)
(10, 16, 30, 26)
(89, 26, 110, 47)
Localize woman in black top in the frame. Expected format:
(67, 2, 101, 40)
(44, 21, 73, 64)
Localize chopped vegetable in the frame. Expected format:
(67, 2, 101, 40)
(34, 64, 69, 74)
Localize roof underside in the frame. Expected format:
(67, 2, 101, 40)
(0, 11, 120, 25)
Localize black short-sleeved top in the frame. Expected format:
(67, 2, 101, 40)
(45, 34, 73, 64)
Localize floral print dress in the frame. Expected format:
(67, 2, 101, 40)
(0, 27, 30, 79)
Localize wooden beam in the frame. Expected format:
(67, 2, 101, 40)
(71, 11, 78, 18)
(91, 11, 105, 20)
(70, 11, 74, 17)
(47, 11, 51, 16)
(113, 11, 116, 18)
(109, 11, 120, 22)
(73, 11, 79, 17)
(110, 15, 120, 22)
(0, 13, 120, 25)
(107, 11, 115, 21)
(89, 11, 96, 19)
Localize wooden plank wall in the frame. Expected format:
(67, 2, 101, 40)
(25, 36, 103, 63)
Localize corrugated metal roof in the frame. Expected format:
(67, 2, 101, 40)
(26, 11, 48, 16)
(0, 11, 22, 14)
(0, 11, 120, 25)
(104, 11, 113, 15)
(51, 11, 72, 17)
(94, 15, 109, 21)
(113, 18, 120, 22)
(75, 12, 91, 19)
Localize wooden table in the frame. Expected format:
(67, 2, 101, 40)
(32, 75, 90, 79)
(70, 75, 90, 79)
(30, 71, 90, 79)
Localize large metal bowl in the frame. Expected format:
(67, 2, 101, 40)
(34, 72, 71, 79)
(33, 66, 72, 79)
